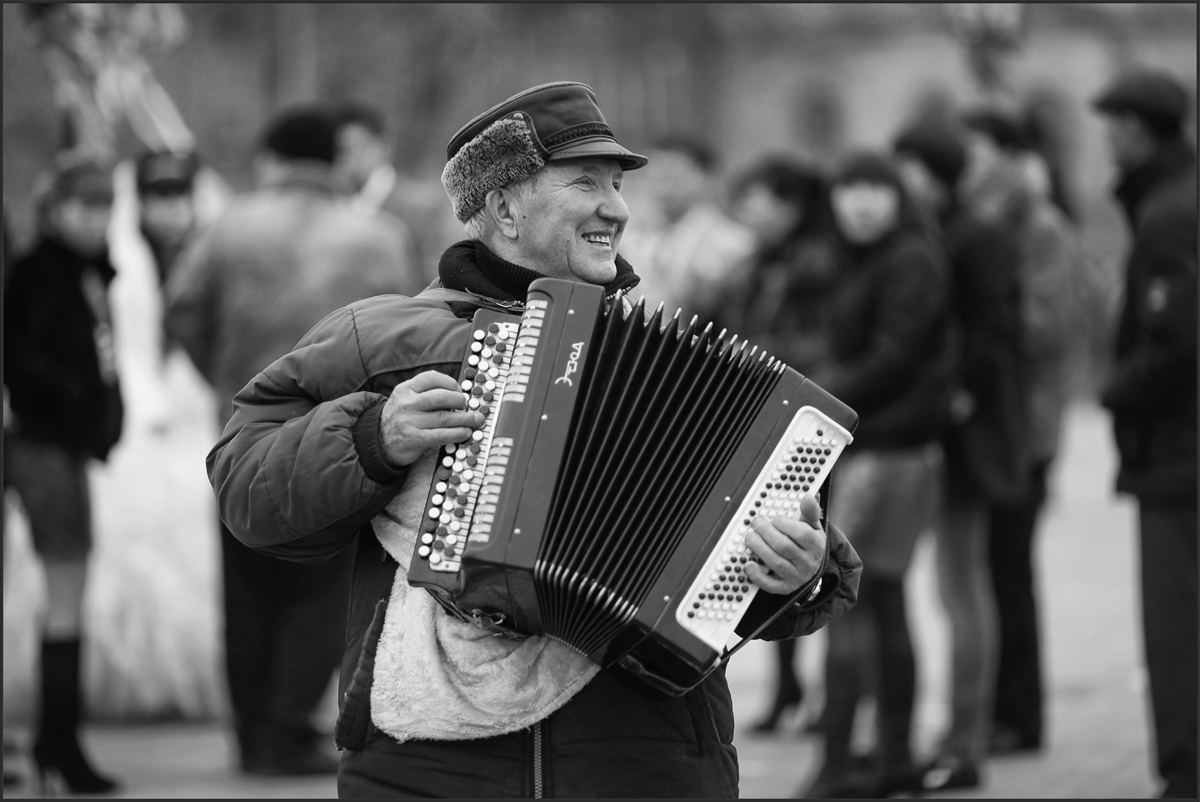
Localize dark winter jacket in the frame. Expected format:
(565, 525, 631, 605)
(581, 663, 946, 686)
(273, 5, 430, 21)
(206, 240, 862, 797)
(1101, 139, 1198, 502)
(4, 236, 123, 460)
(939, 200, 1031, 503)
(818, 207, 954, 451)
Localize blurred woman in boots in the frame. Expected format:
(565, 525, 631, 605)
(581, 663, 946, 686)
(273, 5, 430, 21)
(795, 151, 952, 798)
(4, 152, 124, 795)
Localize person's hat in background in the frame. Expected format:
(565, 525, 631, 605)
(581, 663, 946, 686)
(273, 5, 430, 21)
(136, 150, 200, 196)
(1092, 66, 1190, 134)
(832, 150, 904, 194)
(40, 151, 115, 206)
(892, 119, 968, 191)
(261, 104, 339, 164)
(441, 81, 648, 222)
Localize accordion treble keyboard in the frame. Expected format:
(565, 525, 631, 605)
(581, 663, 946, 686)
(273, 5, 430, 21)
(411, 311, 522, 580)
(675, 404, 850, 652)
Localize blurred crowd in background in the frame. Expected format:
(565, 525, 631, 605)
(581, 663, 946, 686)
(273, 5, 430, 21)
(1, 3, 1195, 799)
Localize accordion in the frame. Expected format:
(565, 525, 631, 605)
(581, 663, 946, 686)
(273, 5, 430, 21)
(408, 277, 857, 695)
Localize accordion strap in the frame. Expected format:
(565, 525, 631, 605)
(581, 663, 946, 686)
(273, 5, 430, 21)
(418, 287, 527, 314)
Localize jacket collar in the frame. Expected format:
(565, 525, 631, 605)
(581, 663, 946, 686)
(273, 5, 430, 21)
(1114, 139, 1197, 220)
(436, 240, 641, 305)
(37, 235, 116, 283)
(261, 161, 339, 196)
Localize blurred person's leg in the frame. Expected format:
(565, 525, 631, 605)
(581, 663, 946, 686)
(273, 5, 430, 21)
(795, 595, 873, 798)
(751, 639, 803, 733)
(925, 492, 997, 786)
(220, 521, 280, 772)
(266, 544, 353, 773)
(987, 459, 1050, 753)
(866, 443, 940, 791)
(4, 435, 118, 794)
(871, 576, 915, 776)
(1138, 501, 1198, 799)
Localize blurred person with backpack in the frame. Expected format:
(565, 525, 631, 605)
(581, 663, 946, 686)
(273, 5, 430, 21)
(960, 105, 1081, 757)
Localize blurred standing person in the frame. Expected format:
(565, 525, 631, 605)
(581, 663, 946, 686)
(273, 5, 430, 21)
(164, 105, 412, 776)
(795, 152, 952, 798)
(721, 155, 840, 735)
(1090, 67, 1197, 800)
(618, 135, 756, 318)
(892, 117, 1028, 792)
(960, 106, 1080, 756)
(333, 101, 456, 293)
(3, 153, 123, 795)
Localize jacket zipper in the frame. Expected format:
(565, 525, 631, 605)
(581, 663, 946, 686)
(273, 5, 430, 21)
(533, 720, 544, 798)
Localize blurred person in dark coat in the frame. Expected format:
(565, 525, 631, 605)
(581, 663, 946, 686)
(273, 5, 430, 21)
(333, 101, 458, 292)
(795, 152, 953, 798)
(892, 117, 1029, 793)
(960, 106, 1081, 757)
(164, 105, 413, 776)
(3, 153, 123, 795)
(720, 154, 840, 735)
(1090, 66, 1197, 800)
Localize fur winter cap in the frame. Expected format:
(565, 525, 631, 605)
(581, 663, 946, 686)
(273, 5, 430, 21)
(441, 82, 648, 222)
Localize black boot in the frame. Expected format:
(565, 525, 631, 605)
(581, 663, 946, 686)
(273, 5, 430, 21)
(32, 638, 119, 795)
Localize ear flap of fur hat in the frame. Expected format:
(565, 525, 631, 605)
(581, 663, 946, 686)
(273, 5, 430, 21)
(441, 115, 547, 223)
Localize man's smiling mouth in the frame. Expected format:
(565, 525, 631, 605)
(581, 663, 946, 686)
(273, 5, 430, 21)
(583, 233, 612, 247)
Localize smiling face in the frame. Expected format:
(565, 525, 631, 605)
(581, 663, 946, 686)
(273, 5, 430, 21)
(508, 158, 629, 285)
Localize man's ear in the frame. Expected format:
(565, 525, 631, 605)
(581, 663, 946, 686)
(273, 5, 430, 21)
(485, 187, 520, 241)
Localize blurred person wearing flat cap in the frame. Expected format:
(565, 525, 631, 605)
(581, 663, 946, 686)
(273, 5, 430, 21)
(164, 104, 414, 777)
(205, 81, 861, 797)
(134, 149, 202, 288)
(1091, 66, 1197, 800)
(4, 152, 124, 795)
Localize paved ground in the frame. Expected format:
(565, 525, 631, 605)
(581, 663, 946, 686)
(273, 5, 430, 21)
(1, 403, 1162, 798)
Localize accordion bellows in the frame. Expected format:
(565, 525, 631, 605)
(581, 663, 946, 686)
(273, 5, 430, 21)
(409, 278, 857, 695)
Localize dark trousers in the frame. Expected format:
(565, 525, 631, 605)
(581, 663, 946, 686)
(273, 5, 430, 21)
(1138, 501, 1198, 799)
(220, 522, 353, 760)
(987, 458, 1051, 746)
(821, 576, 915, 769)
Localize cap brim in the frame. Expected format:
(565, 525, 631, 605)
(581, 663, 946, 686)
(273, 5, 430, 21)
(547, 138, 648, 170)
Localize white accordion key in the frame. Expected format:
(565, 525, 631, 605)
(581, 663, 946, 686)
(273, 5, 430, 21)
(675, 405, 853, 651)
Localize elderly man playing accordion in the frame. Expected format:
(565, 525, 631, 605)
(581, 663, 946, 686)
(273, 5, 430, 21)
(207, 81, 861, 798)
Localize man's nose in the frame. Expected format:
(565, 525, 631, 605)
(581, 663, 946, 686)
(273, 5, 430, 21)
(599, 189, 630, 225)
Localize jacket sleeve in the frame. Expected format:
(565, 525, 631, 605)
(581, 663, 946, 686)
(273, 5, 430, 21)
(820, 238, 948, 414)
(206, 303, 409, 562)
(953, 224, 1022, 401)
(1101, 194, 1199, 413)
(733, 521, 862, 641)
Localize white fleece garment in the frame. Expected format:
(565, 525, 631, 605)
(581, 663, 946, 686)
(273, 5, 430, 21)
(368, 449, 599, 743)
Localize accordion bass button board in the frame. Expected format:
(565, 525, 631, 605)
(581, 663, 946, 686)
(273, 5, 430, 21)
(407, 277, 858, 694)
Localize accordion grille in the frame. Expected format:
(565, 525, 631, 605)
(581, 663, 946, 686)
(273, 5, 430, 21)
(534, 300, 785, 656)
